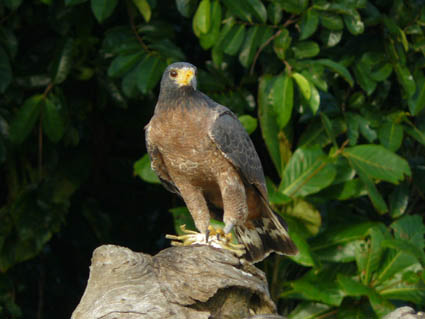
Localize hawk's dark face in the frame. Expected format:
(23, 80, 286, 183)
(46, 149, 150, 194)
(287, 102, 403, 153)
(160, 62, 198, 93)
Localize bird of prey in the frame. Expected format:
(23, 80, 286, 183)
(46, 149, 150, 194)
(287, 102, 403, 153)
(145, 62, 297, 263)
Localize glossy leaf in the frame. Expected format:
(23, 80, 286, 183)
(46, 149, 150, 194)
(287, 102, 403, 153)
(286, 217, 317, 267)
(91, 0, 118, 23)
(42, 97, 66, 143)
(320, 12, 344, 31)
(267, 2, 282, 25)
(133, 153, 160, 184)
(278, 0, 308, 14)
(288, 302, 333, 319)
(258, 75, 281, 175)
(300, 9, 320, 40)
(343, 145, 411, 184)
(273, 28, 291, 60)
(307, 82, 320, 114)
(136, 55, 166, 94)
(315, 59, 354, 87)
(292, 72, 311, 101)
(280, 147, 336, 197)
(223, 25, 245, 56)
(193, 0, 211, 37)
(389, 183, 409, 219)
(132, 0, 151, 22)
(238, 114, 257, 135)
(408, 73, 425, 116)
(271, 73, 294, 129)
(394, 63, 416, 98)
(199, 0, 222, 49)
(378, 122, 403, 152)
(9, 95, 43, 144)
(239, 25, 264, 67)
(107, 52, 145, 78)
(176, 0, 197, 17)
(221, 0, 252, 22)
(0, 46, 12, 94)
(292, 41, 320, 59)
(245, 0, 267, 23)
(343, 9, 364, 35)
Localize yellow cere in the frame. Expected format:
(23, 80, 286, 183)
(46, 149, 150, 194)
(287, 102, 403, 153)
(175, 68, 194, 87)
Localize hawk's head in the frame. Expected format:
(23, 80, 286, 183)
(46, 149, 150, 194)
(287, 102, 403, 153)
(160, 62, 197, 92)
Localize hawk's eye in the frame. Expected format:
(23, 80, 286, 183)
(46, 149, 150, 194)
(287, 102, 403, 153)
(170, 70, 178, 78)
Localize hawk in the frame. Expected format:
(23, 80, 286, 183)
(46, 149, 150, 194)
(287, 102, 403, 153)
(145, 62, 297, 262)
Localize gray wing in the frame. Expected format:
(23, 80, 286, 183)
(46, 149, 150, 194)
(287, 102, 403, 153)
(209, 108, 268, 199)
(145, 125, 181, 196)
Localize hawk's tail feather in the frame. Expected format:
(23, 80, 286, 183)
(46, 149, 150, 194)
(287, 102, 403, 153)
(234, 203, 298, 263)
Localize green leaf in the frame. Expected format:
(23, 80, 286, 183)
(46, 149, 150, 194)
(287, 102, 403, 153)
(193, 0, 211, 37)
(315, 59, 354, 87)
(176, 0, 197, 17)
(0, 46, 12, 93)
(307, 82, 320, 115)
(355, 225, 391, 285)
(391, 214, 425, 246)
(271, 73, 294, 129)
(3, 0, 22, 10)
(258, 75, 282, 176)
(320, 12, 344, 31)
(136, 55, 166, 94)
(312, 220, 377, 252)
(278, 0, 308, 14)
(223, 25, 245, 56)
(199, 0, 222, 50)
(238, 115, 257, 135)
(403, 121, 425, 146)
(107, 51, 145, 78)
(245, 0, 267, 23)
(354, 61, 377, 96)
(286, 218, 317, 267)
(273, 28, 291, 60)
(221, 0, 252, 22)
(283, 267, 345, 306)
(170, 207, 197, 235)
(408, 73, 425, 116)
(292, 41, 320, 59)
(389, 183, 409, 219)
(292, 72, 311, 101)
(300, 9, 320, 40)
(381, 239, 425, 267)
(356, 165, 388, 213)
(239, 25, 264, 67)
(394, 63, 416, 98)
(280, 147, 336, 197)
(286, 199, 321, 237)
(91, 0, 118, 23)
(42, 97, 66, 143)
(132, 0, 151, 22)
(343, 9, 364, 35)
(320, 29, 343, 47)
(337, 274, 370, 296)
(267, 2, 282, 25)
(378, 122, 403, 152)
(288, 302, 333, 319)
(320, 113, 336, 148)
(133, 153, 160, 184)
(65, 0, 87, 5)
(343, 145, 411, 184)
(9, 95, 43, 144)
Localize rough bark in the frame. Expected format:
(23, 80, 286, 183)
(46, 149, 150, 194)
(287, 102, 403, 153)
(71, 244, 285, 319)
(71, 244, 425, 319)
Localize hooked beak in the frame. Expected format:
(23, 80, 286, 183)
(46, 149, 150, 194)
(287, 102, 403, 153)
(175, 68, 195, 87)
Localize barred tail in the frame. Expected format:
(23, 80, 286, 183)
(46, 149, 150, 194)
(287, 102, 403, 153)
(234, 202, 298, 263)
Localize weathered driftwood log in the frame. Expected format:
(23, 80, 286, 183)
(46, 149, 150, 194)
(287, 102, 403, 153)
(71, 244, 285, 319)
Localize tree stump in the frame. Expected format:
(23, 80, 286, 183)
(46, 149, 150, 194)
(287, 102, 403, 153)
(71, 244, 285, 319)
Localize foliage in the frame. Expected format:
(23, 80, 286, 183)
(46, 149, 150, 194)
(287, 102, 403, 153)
(0, 0, 424, 318)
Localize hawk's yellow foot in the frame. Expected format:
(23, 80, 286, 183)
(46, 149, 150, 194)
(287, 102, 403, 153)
(166, 224, 245, 257)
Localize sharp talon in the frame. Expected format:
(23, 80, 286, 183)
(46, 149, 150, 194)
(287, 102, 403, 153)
(166, 223, 246, 258)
